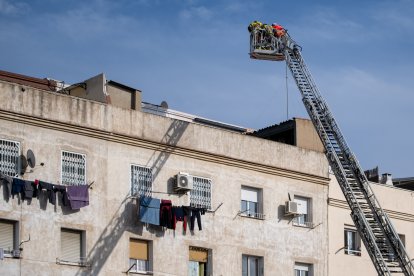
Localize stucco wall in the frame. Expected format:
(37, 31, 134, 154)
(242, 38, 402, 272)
(328, 175, 414, 276)
(0, 80, 330, 275)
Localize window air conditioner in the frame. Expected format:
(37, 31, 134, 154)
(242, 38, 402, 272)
(285, 201, 298, 215)
(175, 172, 193, 191)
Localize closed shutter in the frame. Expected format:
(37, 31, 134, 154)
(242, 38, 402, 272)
(130, 239, 148, 260)
(295, 263, 309, 272)
(61, 229, 81, 262)
(189, 247, 208, 263)
(294, 197, 308, 215)
(0, 221, 14, 252)
(241, 187, 258, 202)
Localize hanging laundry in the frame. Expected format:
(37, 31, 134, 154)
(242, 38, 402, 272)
(139, 196, 161, 226)
(53, 185, 68, 206)
(22, 181, 34, 200)
(32, 180, 39, 198)
(0, 173, 13, 198)
(66, 185, 89, 210)
(160, 199, 173, 229)
(39, 181, 57, 205)
(190, 208, 205, 231)
(11, 178, 25, 198)
(172, 206, 187, 232)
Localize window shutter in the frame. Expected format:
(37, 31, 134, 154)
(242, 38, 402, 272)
(295, 263, 310, 271)
(61, 229, 81, 262)
(189, 247, 208, 263)
(294, 197, 308, 214)
(130, 239, 148, 260)
(0, 221, 14, 251)
(241, 187, 258, 202)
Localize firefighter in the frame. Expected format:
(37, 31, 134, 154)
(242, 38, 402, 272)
(248, 20, 263, 32)
(272, 22, 286, 37)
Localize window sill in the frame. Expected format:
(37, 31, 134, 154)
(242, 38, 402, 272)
(344, 251, 361, 256)
(239, 213, 266, 220)
(56, 258, 90, 268)
(2, 254, 20, 259)
(292, 221, 314, 228)
(128, 271, 153, 275)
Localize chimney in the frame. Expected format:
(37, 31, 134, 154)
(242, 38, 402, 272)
(380, 173, 393, 185)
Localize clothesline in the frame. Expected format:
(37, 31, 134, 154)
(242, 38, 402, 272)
(149, 190, 188, 195)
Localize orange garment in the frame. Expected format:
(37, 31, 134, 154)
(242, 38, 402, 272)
(272, 24, 285, 37)
(272, 24, 284, 31)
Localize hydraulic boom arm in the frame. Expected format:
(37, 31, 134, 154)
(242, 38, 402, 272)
(249, 25, 414, 276)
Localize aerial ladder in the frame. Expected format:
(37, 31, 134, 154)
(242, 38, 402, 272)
(248, 24, 414, 275)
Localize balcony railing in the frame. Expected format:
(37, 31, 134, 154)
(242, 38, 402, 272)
(239, 210, 266, 220)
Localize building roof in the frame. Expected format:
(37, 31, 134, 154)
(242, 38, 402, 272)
(0, 70, 57, 91)
(393, 177, 414, 191)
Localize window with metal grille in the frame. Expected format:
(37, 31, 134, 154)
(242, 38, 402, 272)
(131, 165, 152, 197)
(61, 151, 86, 186)
(60, 228, 86, 265)
(0, 219, 18, 256)
(0, 139, 20, 177)
(190, 176, 212, 210)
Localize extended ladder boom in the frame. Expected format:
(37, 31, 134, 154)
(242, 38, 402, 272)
(249, 27, 414, 275)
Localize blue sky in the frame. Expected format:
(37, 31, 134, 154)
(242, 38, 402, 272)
(1, 0, 413, 178)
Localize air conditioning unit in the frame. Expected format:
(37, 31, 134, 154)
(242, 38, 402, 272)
(285, 201, 298, 215)
(175, 172, 193, 191)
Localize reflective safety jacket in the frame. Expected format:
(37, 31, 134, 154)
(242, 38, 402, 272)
(248, 21, 263, 32)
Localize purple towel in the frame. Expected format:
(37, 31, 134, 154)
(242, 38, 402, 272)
(66, 185, 89, 210)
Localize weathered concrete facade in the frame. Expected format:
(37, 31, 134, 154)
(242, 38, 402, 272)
(328, 176, 414, 276)
(0, 77, 330, 276)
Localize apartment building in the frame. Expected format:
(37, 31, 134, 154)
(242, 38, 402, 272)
(252, 118, 414, 276)
(0, 70, 329, 276)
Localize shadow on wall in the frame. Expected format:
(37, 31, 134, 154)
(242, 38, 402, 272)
(76, 120, 189, 276)
(277, 204, 291, 222)
(146, 119, 189, 181)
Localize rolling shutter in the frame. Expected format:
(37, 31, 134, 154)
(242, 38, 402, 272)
(294, 197, 308, 215)
(241, 187, 258, 203)
(130, 239, 148, 260)
(61, 229, 81, 262)
(189, 247, 208, 263)
(0, 221, 14, 252)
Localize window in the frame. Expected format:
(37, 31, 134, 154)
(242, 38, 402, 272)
(190, 176, 212, 210)
(344, 228, 361, 256)
(188, 246, 211, 276)
(242, 255, 263, 276)
(60, 228, 86, 265)
(129, 239, 151, 273)
(61, 151, 86, 186)
(0, 219, 19, 256)
(131, 165, 152, 197)
(294, 262, 312, 276)
(0, 139, 20, 177)
(241, 186, 264, 219)
(293, 196, 312, 227)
